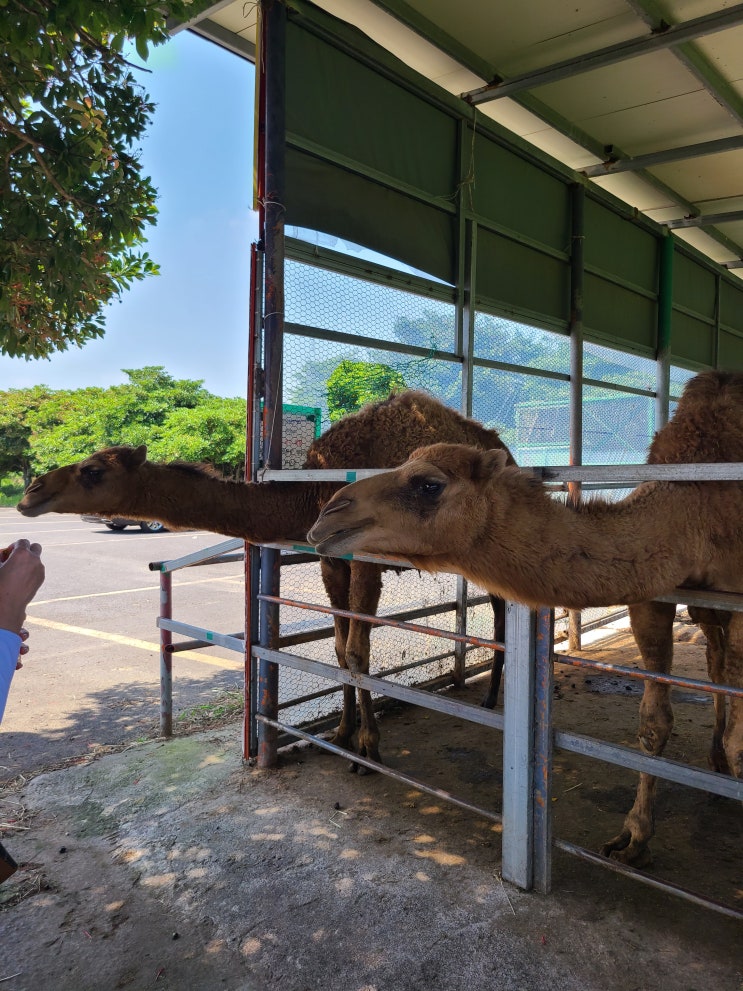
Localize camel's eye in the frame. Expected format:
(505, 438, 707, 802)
(413, 476, 444, 498)
(80, 465, 104, 487)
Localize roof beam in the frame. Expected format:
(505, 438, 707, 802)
(462, 3, 743, 104)
(187, 17, 256, 60)
(582, 136, 743, 177)
(666, 210, 743, 229)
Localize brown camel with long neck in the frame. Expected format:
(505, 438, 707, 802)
(308, 370, 743, 860)
(17, 390, 513, 768)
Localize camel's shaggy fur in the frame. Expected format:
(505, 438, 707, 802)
(17, 390, 513, 767)
(308, 371, 743, 859)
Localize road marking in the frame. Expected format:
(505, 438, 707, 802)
(29, 572, 243, 606)
(24, 616, 244, 670)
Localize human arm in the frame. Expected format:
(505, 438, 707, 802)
(0, 541, 45, 723)
(0, 540, 45, 634)
(0, 629, 22, 723)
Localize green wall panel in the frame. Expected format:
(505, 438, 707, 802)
(471, 132, 569, 252)
(673, 252, 717, 320)
(286, 21, 458, 202)
(583, 272, 656, 352)
(285, 149, 456, 283)
(718, 330, 743, 371)
(720, 279, 743, 336)
(584, 198, 658, 292)
(671, 309, 715, 367)
(476, 228, 567, 324)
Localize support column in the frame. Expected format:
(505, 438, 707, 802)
(656, 234, 673, 430)
(256, 0, 286, 769)
(568, 184, 585, 652)
(501, 602, 537, 889)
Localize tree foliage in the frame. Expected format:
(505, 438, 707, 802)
(326, 359, 406, 422)
(0, 0, 203, 358)
(0, 366, 247, 480)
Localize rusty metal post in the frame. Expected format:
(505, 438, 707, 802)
(256, 0, 286, 768)
(243, 243, 264, 761)
(159, 569, 173, 737)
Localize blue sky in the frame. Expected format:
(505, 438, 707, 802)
(0, 31, 258, 399)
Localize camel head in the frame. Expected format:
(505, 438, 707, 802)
(307, 443, 512, 561)
(17, 446, 149, 519)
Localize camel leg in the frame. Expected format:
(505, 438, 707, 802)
(481, 595, 505, 709)
(601, 772, 656, 868)
(630, 600, 677, 756)
(602, 600, 676, 865)
(691, 608, 731, 775)
(346, 561, 384, 773)
(319, 559, 357, 752)
(721, 611, 743, 781)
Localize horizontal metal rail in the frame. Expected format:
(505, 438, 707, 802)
(555, 653, 743, 699)
(258, 593, 505, 654)
(252, 646, 505, 732)
(150, 538, 244, 573)
(554, 840, 743, 922)
(259, 462, 743, 484)
(158, 617, 245, 654)
(554, 729, 743, 800)
(256, 714, 503, 825)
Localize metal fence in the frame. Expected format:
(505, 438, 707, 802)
(151, 457, 743, 920)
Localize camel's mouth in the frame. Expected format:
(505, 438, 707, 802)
(308, 523, 368, 557)
(16, 499, 43, 517)
(16, 492, 53, 517)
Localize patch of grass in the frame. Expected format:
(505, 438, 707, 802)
(176, 686, 244, 732)
(0, 475, 24, 508)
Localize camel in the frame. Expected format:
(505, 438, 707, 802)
(17, 390, 514, 768)
(308, 370, 743, 861)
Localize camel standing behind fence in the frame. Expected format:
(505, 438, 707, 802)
(308, 370, 743, 859)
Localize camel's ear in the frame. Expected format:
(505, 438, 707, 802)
(118, 445, 148, 470)
(471, 447, 510, 481)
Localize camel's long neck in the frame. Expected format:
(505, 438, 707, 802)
(456, 484, 697, 609)
(126, 466, 339, 544)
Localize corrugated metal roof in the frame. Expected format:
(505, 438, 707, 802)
(189, 0, 743, 278)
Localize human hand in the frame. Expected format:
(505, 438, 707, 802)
(0, 541, 45, 635)
(15, 628, 30, 671)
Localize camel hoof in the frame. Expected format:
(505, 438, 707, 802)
(481, 693, 497, 710)
(601, 835, 653, 869)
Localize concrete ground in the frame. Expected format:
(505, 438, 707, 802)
(1, 707, 741, 991)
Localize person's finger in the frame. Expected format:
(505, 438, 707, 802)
(15, 659, 23, 670)
(19, 628, 29, 642)
(19, 643, 29, 655)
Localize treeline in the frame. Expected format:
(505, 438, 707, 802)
(0, 367, 248, 485)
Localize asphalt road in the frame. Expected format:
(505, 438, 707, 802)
(0, 508, 249, 781)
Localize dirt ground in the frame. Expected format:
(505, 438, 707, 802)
(0, 619, 742, 990)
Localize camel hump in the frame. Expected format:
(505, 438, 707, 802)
(680, 370, 743, 403)
(648, 370, 743, 465)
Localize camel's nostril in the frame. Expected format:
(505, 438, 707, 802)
(322, 498, 352, 517)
